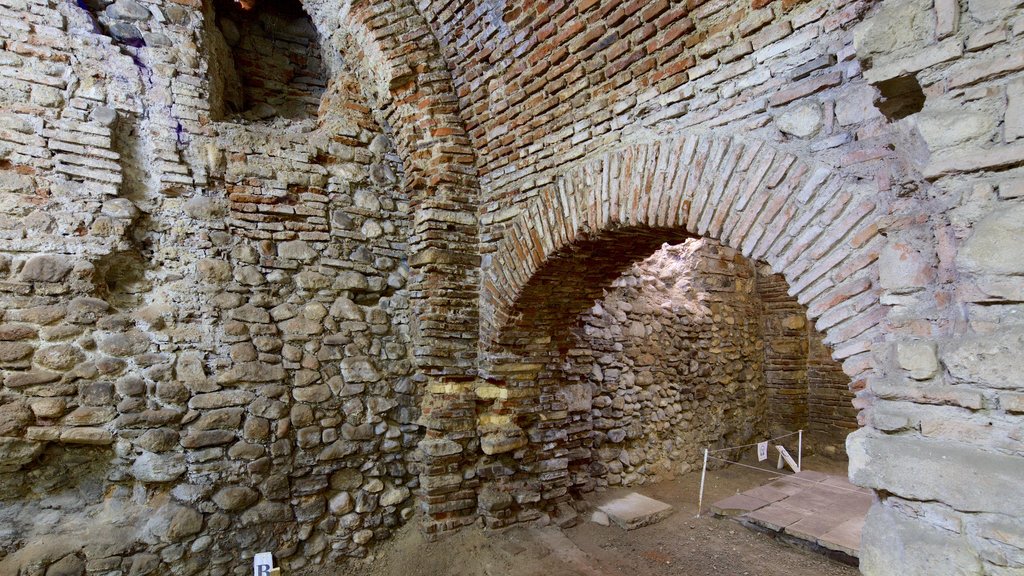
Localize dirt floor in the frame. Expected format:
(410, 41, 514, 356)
(325, 456, 861, 576)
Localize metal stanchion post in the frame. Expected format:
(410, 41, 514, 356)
(697, 447, 709, 517)
(798, 429, 803, 472)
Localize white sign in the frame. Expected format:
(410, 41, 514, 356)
(757, 441, 768, 462)
(775, 445, 800, 473)
(254, 552, 273, 576)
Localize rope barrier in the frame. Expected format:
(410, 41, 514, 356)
(697, 429, 804, 517)
(706, 430, 801, 454)
(704, 456, 866, 495)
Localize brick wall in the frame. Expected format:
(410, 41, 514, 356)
(758, 265, 854, 455)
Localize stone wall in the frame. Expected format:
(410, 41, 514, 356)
(571, 239, 769, 487)
(0, 0, 423, 573)
(2, 0, 1024, 573)
(559, 238, 852, 492)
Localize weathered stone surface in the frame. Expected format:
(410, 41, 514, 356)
(334, 271, 369, 291)
(318, 440, 358, 461)
(67, 298, 109, 323)
(915, 104, 997, 151)
(196, 259, 232, 283)
(240, 501, 293, 525)
(45, 553, 85, 576)
(60, 428, 113, 445)
(0, 401, 32, 436)
(328, 491, 353, 514)
(230, 304, 269, 323)
(1007, 77, 1024, 142)
(278, 240, 317, 261)
(340, 357, 380, 383)
(34, 344, 85, 371)
(0, 341, 35, 363)
(597, 493, 674, 530)
(20, 255, 73, 282)
(132, 451, 186, 482)
(969, 0, 1020, 21)
(775, 103, 822, 138)
(213, 487, 258, 511)
(420, 438, 462, 457)
(180, 429, 235, 448)
(0, 322, 38, 341)
(379, 485, 410, 507)
(957, 204, 1024, 275)
(942, 328, 1024, 390)
(189, 390, 254, 409)
(5, 369, 60, 388)
(217, 362, 286, 384)
(849, 430, 1024, 516)
(62, 406, 116, 425)
(184, 197, 228, 220)
(896, 341, 940, 380)
(143, 504, 203, 543)
(136, 428, 179, 452)
(105, 0, 151, 20)
(860, 503, 982, 576)
(330, 468, 363, 490)
(96, 331, 151, 357)
(0, 438, 43, 469)
(879, 241, 933, 293)
(192, 408, 244, 430)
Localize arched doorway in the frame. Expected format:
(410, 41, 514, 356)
(419, 133, 885, 530)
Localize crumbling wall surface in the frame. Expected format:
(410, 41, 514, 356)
(571, 239, 768, 488)
(0, 0, 422, 574)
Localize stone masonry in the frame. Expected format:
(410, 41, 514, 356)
(1, 0, 1023, 574)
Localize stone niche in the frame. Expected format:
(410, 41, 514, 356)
(207, 0, 327, 120)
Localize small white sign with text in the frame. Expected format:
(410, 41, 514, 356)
(757, 441, 768, 462)
(254, 552, 274, 576)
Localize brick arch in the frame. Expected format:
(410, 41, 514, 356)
(304, 0, 482, 377)
(462, 133, 886, 526)
(482, 133, 886, 384)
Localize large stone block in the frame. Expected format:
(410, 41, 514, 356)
(340, 357, 381, 383)
(142, 504, 203, 544)
(860, 502, 981, 575)
(942, 328, 1024, 390)
(957, 203, 1024, 275)
(915, 104, 997, 151)
(849, 429, 1024, 516)
(1007, 77, 1024, 142)
(879, 241, 933, 293)
(131, 451, 186, 482)
(896, 341, 940, 380)
(20, 255, 74, 283)
(853, 0, 934, 59)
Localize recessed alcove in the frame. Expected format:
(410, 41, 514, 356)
(208, 0, 327, 120)
(561, 238, 855, 489)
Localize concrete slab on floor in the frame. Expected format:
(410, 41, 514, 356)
(710, 470, 871, 559)
(597, 492, 674, 531)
